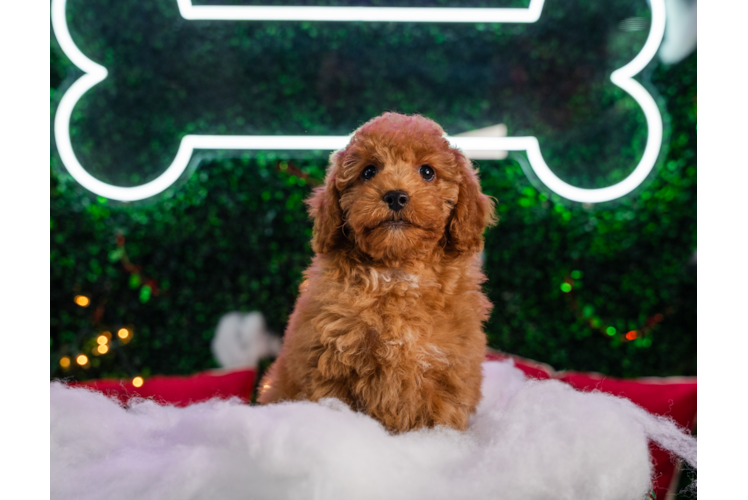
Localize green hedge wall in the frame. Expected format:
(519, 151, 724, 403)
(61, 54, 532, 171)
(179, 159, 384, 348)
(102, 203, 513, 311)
(50, 5, 695, 382)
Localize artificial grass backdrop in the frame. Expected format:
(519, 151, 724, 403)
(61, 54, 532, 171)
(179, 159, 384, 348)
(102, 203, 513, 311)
(50, 0, 695, 381)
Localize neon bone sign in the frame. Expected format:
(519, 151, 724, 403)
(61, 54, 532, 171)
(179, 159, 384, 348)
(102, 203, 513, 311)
(52, 0, 666, 203)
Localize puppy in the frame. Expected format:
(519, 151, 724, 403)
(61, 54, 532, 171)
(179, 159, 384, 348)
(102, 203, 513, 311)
(258, 112, 497, 433)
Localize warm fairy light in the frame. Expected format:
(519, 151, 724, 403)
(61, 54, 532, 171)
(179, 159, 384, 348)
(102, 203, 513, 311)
(625, 331, 638, 341)
(97, 335, 108, 345)
(117, 328, 129, 339)
(97, 344, 109, 354)
(132, 376, 144, 387)
(76, 354, 88, 365)
(605, 326, 616, 336)
(261, 379, 272, 393)
(74, 295, 90, 307)
(60, 356, 71, 368)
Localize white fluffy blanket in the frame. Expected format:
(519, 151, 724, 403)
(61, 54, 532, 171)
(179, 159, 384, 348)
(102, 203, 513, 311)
(51, 361, 696, 500)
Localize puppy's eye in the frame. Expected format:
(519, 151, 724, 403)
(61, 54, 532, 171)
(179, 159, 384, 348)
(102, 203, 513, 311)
(419, 165, 435, 181)
(362, 165, 378, 181)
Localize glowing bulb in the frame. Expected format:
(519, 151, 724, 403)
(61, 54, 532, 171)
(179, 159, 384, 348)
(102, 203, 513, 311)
(60, 356, 71, 368)
(560, 283, 572, 293)
(74, 295, 90, 307)
(625, 331, 638, 341)
(97, 335, 108, 345)
(117, 328, 129, 339)
(132, 376, 144, 387)
(605, 327, 616, 336)
(97, 344, 109, 354)
(76, 354, 88, 365)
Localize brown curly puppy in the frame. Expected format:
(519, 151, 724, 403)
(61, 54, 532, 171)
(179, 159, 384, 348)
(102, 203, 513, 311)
(258, 112, 497, 432)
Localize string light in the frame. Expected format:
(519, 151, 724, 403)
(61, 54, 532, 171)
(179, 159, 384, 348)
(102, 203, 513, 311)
(132, 376, 144, 387)
(260, 379, 272, 395)
(117, 328, 129, 339)
(74, 295, 90, 307)
(60, 356, 71, 368)
(97, 344, 109, 354)
(76, 354, 88, 365)
(97, 334, 108, 345)
(560, 271, 672, 345)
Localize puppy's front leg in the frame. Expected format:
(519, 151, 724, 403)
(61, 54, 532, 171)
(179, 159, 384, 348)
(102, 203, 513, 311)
(257, 353, 295, 404)
(429, 394, 472, 431)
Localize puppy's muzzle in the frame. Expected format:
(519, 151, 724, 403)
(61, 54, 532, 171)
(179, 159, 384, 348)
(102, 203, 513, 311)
(383, 190, 409, 212)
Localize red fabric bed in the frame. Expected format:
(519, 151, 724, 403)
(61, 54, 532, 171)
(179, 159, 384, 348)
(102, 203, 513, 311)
(74, 350, 696, 498)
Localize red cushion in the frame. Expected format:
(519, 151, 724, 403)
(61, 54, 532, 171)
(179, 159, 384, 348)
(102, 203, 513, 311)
(72, 368, 256, 407)
(485, 350, 697, 498)
(485, 350, 555, 380)
(75, 352, 695, 497)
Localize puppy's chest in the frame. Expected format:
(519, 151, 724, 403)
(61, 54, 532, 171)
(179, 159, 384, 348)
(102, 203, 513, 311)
(315, 269, 449, 369)
(352, 269, 442, 326)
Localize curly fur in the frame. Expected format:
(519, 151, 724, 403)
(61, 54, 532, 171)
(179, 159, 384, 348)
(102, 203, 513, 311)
(258, 112, 497, 432)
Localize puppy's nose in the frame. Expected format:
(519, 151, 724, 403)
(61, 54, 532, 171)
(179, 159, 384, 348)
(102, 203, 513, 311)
(383, 190, 409, 212)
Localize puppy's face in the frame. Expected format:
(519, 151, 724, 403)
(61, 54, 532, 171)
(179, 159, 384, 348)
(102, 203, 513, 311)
(336, 128, 459, 260)
(308, 113, 496, 261)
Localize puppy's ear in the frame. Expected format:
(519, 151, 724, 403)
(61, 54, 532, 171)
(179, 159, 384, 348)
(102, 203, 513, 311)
(306, 150, 347, 254)
(446, 150, 498, 254)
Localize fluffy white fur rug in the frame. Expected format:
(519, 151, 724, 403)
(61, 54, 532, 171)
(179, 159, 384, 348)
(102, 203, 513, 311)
(51, 361, 696, 500)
